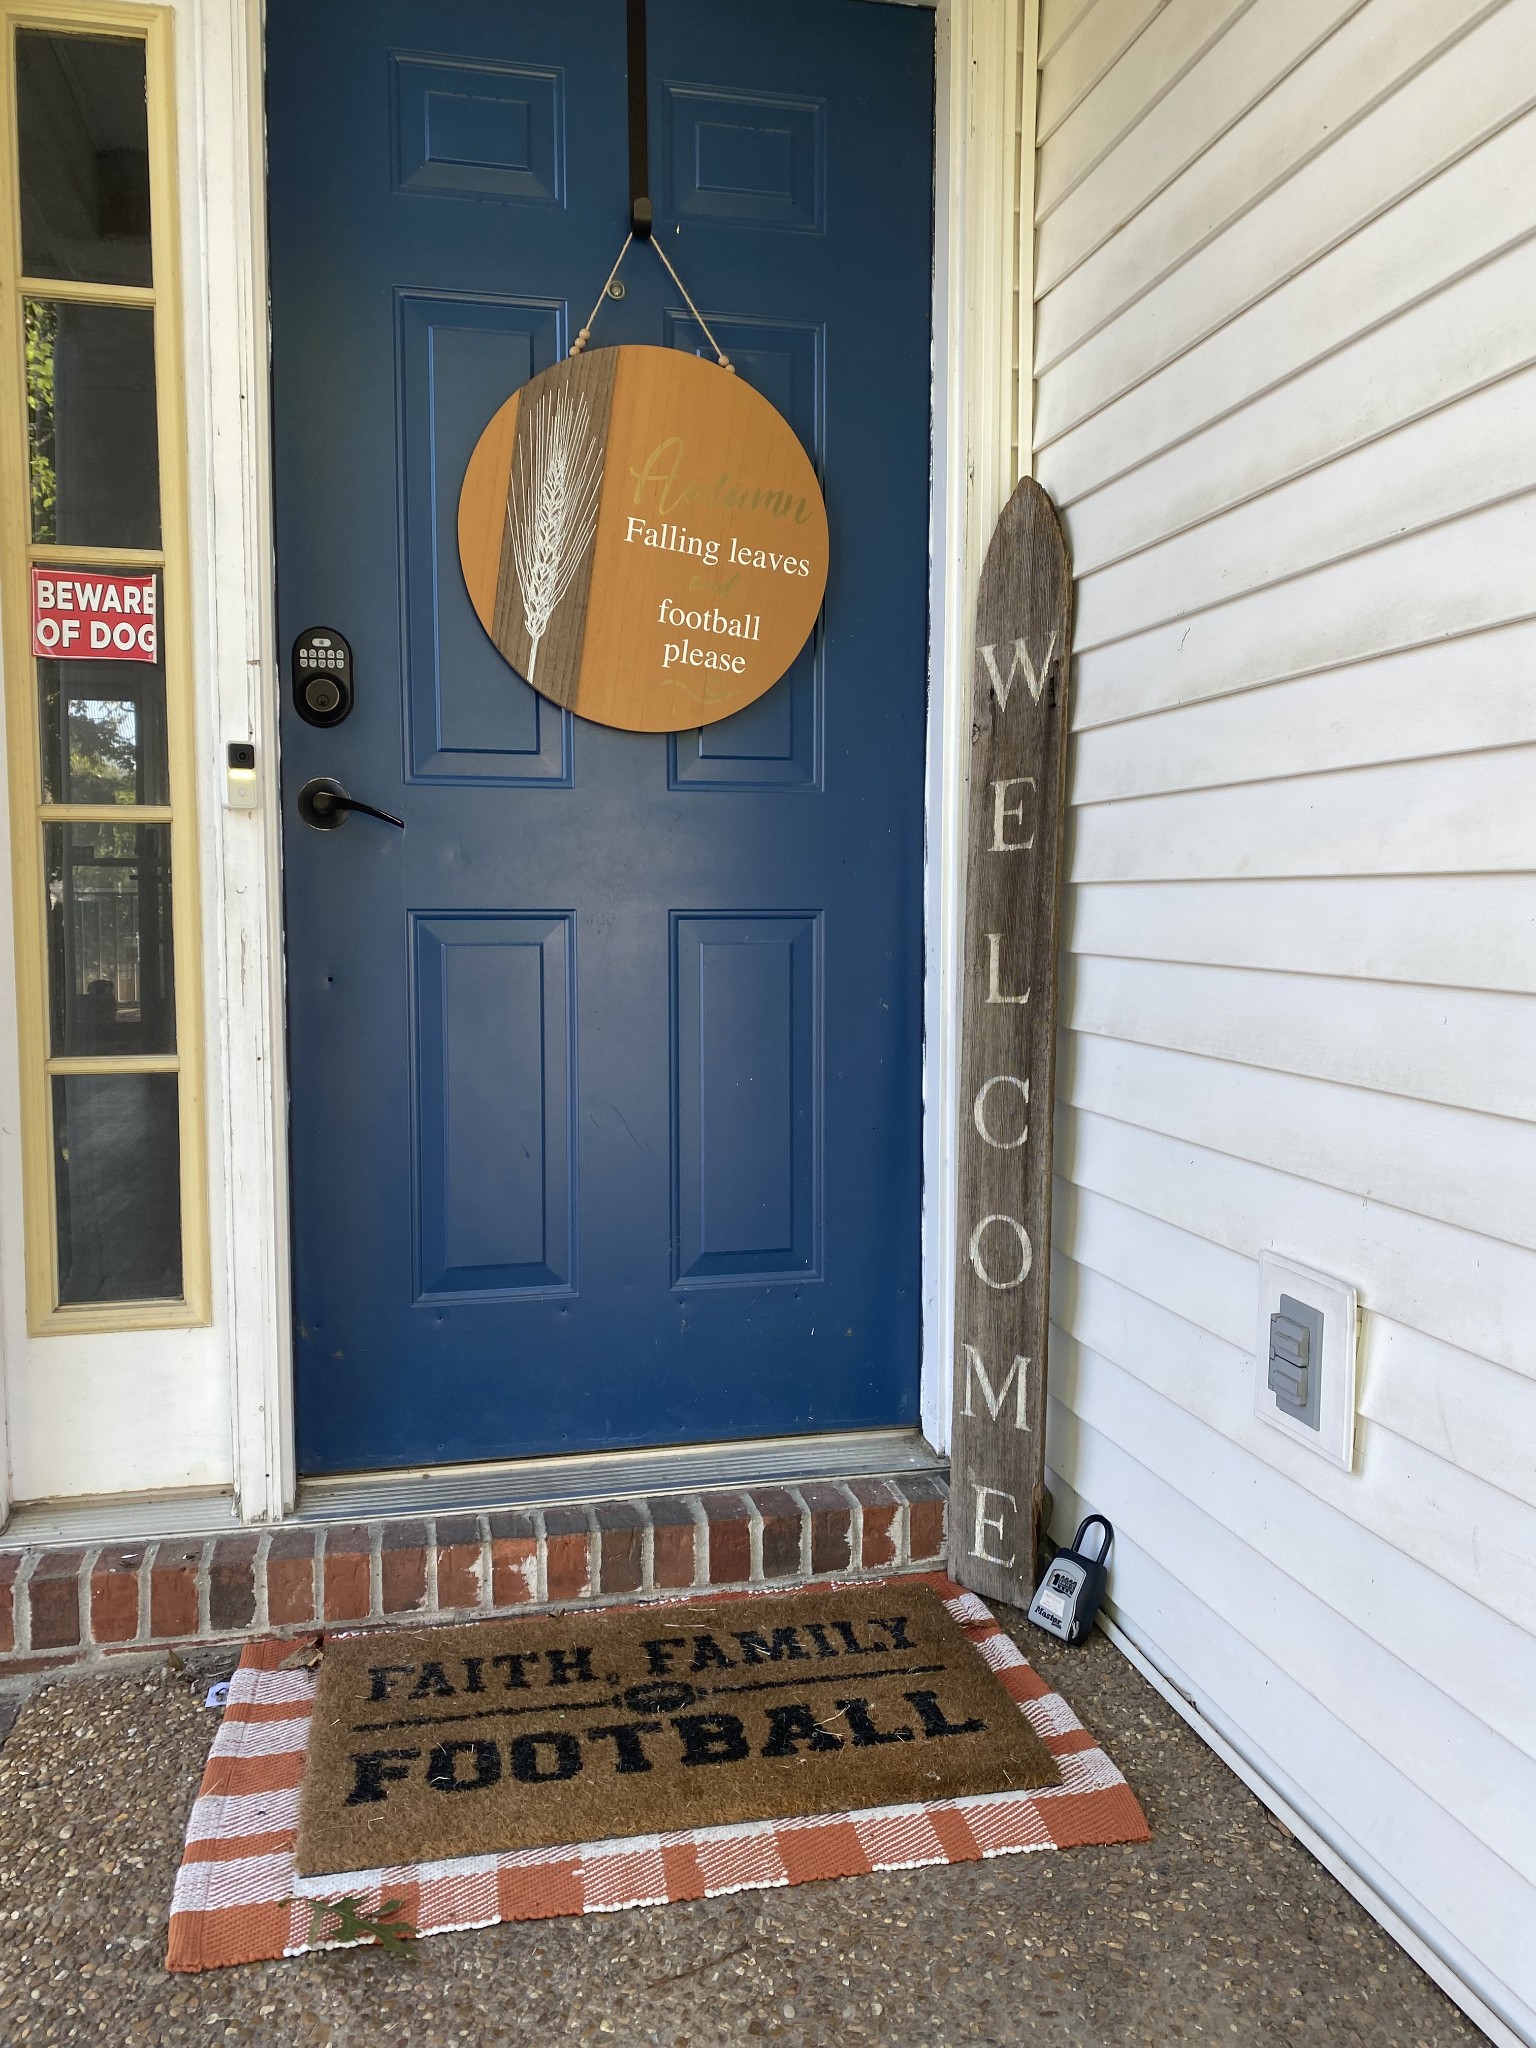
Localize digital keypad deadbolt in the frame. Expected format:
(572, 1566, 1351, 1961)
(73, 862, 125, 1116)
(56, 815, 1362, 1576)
(292, 626, 354, 727)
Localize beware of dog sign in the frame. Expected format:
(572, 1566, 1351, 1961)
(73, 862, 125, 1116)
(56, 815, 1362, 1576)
(31, 568, 158, 663)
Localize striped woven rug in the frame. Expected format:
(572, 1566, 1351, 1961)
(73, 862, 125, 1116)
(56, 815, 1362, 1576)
(167, 1574, 1149, 1971)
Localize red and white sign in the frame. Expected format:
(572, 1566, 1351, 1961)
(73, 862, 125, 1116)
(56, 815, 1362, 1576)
(31, 568, 158, 663)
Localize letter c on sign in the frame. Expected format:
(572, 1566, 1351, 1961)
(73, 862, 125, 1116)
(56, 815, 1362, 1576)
(968, 1214, 1033, 1290)
(973, 1074, 1029, 1150)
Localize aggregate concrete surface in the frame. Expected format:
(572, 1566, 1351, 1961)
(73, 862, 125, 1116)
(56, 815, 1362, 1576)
(0, 1610, 1480, 2048)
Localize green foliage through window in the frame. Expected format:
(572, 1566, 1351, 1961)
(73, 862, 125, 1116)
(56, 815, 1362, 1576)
(25, 297, 58, 539)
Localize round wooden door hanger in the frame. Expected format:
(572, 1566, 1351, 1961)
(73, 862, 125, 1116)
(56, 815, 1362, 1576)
(458, 345, 829, 732)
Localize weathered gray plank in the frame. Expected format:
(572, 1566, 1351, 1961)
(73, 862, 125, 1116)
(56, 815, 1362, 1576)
(948, 478, 1073, 1608)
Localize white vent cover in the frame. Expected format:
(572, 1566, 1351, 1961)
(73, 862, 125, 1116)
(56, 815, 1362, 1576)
(1255, 1252, 1359, 1471)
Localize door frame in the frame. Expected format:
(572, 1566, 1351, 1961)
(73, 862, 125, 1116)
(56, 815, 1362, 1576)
(13, 0, 1034, 1522)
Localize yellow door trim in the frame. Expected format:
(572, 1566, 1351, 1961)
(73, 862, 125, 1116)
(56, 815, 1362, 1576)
(0, 0, 208, 1333)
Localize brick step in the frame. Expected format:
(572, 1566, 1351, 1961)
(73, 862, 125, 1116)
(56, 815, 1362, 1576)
(0, 1475, 948, 1674)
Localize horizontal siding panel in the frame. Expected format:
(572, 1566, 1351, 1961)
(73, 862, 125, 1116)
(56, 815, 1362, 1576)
(1068, 740, 1536, 880)
(1057, 1104, 1536, 1379)
(1038, 0, 1363, 281)
(1070, 622, 1536, 798)
(1036, 108, 1536, 490)
(1036, 0, 1169, 143)
(1055, 1175, 1253, 1348)
(1045, 1456, 1536, 2030)
(1060, 1031, 1536, 1250)
(1062, 237, 1536, 574)
(1039, 0, 1102, 67)
(1065, 875, 1536, 995)
(1364, 1319, 1536, 1518)
(1034, 0, 1530, 409)
(1048, 1320, 1536, 1756)
(1054, 1180, 1536, 1513)
(1072, 493, 1536, 726)
(1074, 364, 1536, 646)
(1064, 954, 1536, 1123)
(1036, 0, 1258, 225)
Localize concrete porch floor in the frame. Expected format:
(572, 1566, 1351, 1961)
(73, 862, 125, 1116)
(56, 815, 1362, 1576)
(0, 1606, 1478, 2048)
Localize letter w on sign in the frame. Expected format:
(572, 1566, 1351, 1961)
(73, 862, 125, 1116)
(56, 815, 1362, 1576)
(949, 479, 1072, 1607)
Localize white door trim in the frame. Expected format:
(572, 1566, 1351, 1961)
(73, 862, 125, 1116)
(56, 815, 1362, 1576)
(191, 0, 293, 1520)
(183, 0, 1030, 1518)
(922, 0, 1037, 1451)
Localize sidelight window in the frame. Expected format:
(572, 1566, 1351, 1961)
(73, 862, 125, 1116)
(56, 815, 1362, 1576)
(1, 5, 205, 1326)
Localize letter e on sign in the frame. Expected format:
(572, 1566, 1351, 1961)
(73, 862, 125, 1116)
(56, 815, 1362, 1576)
(31, 568, 158, 663)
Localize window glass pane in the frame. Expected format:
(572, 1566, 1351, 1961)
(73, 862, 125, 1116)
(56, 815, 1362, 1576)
(26, 298, 159, 546)
(39, 653, 169, 805)
(46, 820, 175, 1055)
(16, 31, 152, 286)
(53, 1072, 181, 1303)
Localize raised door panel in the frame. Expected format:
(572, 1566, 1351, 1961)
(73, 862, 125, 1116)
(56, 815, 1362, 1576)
(673, 913, 820, 1283)
(412, 913, 574, 1298)
(663, 82, 825, 232)
(391, 54, 566, 204)
(398, 294, 570, 783)
(667, 315, 824, 788)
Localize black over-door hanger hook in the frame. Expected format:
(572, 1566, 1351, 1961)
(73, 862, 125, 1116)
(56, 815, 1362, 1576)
(570, 4, 730, 366)
(627, 0, 653, 239)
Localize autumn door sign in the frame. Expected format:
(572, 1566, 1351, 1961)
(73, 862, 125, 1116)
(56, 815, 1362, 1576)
(458, 345, 829, 732)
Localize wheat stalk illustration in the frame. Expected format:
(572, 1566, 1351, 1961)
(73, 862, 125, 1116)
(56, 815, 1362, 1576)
(507, 384, 604, 684)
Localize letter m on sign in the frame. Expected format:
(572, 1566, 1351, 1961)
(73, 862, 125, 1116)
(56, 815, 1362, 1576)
(962, 1345, 1029, 1428)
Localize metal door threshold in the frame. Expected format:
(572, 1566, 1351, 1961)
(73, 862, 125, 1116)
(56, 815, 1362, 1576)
(296, 1427, 945, 1521)
(2, 1490, 240, 1547)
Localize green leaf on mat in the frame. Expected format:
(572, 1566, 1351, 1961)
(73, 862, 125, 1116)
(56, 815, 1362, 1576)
(292, 1892, 419, 1961)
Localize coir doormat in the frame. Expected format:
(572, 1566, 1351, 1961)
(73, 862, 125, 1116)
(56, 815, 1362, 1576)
(296, 1581, 1058, 1874)
(167, 1575, 1150, 1971)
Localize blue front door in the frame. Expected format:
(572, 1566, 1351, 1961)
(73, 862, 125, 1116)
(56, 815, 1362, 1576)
(269, 0, 934, 1474)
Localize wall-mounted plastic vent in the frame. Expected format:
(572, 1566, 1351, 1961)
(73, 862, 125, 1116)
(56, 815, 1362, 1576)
(1256, 1254, 1359, 1471)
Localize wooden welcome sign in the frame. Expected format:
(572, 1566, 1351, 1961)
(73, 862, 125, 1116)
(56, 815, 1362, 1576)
(459, 346, 829, 731)
(949, 479, 1073, 1610)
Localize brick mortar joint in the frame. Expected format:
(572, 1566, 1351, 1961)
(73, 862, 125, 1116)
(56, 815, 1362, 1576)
(686, 1493, 707, 1589)
(784, 1485, 813, 1578)
(476, 1514, 493, 1614)
(254, 1531, 273, 1634)
(13, 1552, 40, 1657)
(583, 1505, 599, 1599)
(533, 1508, 550, 1605)
(423, 1519, 440, 1614)
(836, 1482, 864, 1567)
(636, 1498, 656, 1596)
(79, 1545, 102, 1648)
(134, 1543, 154, 1647)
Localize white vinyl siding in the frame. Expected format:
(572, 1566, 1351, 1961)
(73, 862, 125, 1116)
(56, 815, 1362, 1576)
(1032, 0, 1536, 2037)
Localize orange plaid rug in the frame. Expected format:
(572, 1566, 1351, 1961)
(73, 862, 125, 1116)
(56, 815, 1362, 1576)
(167, 1573, 1149, 1970)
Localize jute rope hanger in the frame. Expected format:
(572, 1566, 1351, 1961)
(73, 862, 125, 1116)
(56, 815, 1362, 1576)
(568, 0, 734, 372)
(569, 231, 735, 371)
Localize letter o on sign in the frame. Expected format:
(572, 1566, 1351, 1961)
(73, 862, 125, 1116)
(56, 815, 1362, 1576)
(968, 1214, 1033, 1290)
